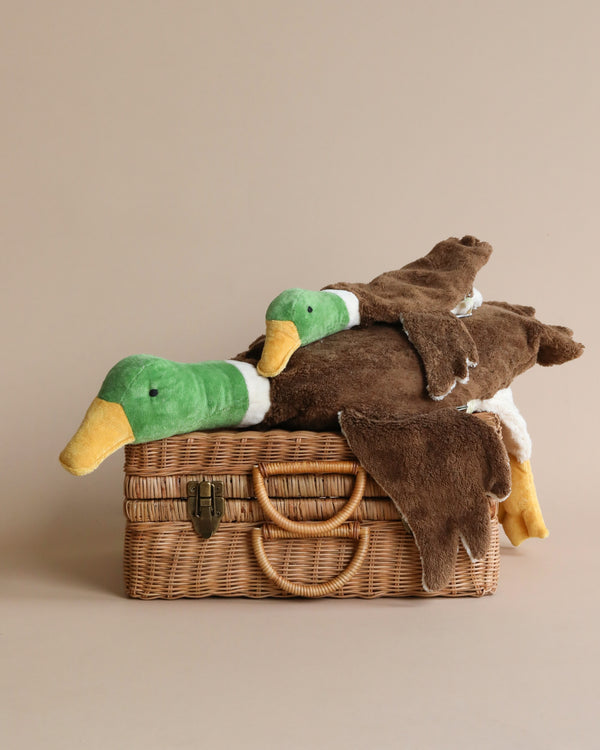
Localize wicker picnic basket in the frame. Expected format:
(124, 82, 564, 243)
(123, 414, 501, 599)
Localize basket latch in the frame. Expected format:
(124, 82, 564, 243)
(187, 480, 224, 539)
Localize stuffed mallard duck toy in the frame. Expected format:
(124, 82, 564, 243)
(60, 270, 583, 591)
(257, 235, 489, 399)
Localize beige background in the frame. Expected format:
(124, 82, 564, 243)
(2, 2, 598, 748)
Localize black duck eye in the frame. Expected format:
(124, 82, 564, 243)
(307, 306, 313, 313)
(149, 389, 159, 397)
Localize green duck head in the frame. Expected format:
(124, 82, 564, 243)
(60, 355, 263, 476)
(257, 288, 351, 377)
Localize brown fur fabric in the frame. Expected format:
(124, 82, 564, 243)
(324, 235, 492, 322)
(339, 409, 511, 591)
(324, 235, 491, 398)
(400, 312, 478, 399)
(235, 302, 583, 590)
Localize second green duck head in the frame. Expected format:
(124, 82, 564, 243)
(257, 288, 359, 377)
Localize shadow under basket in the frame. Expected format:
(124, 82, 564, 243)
(123, 423, 500, 599)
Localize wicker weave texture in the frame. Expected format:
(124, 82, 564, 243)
(125, 497, 403, 524)
(124, 519, 500, 599)
(124, 430, 355, 476)
(124, 472, 386, 501)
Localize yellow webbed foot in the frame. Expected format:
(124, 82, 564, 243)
(498, 457, 549, 546)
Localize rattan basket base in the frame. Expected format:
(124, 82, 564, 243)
(124, 518, 500, 599)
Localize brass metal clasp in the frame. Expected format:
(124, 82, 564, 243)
(187, 480, 224, 539)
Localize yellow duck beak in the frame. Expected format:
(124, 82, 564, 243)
(256, 320, 302, 377)
(59, 397, 135, 476)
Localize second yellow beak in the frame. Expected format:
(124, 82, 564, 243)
(256, 320, 302, 377)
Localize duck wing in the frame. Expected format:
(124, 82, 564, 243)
(324, 235, 492, 323)
(400, 311, 479, 400)
(339, 407, 511, 591)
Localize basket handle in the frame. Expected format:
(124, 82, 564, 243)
(252, 461, 367, 535)
(252, 524, 370, 597)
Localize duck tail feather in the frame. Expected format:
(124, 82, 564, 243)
(537, 324, 584, 366)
